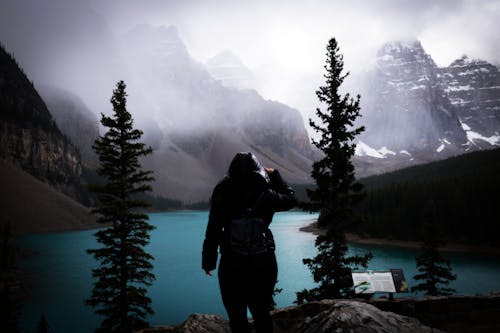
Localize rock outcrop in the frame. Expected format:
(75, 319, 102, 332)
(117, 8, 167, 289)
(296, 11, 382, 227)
(371, 294, 500, 333)
(137, 299, 441, 333)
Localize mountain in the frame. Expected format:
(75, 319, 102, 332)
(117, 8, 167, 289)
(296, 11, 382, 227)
(206, 50, 257, 90)
(0, 44, 83, 196)
(37, 85, 100, 168)
(120, 25, 315, 201)
(0, 44, 96, 233)
(354, 40, 500, 176)
(439, 56, 500, 145)
(0, 159, 96, 234)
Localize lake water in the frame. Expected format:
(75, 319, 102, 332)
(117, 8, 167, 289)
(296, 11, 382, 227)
(19, 211, 500, 332)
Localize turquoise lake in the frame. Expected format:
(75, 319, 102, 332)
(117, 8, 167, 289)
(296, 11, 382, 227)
(19, 211, 500, 332)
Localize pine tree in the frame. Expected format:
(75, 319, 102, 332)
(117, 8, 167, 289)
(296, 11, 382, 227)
(296, 38, 372, 304)
(87, 81, 155, 332)
(412, 200, 456, 296)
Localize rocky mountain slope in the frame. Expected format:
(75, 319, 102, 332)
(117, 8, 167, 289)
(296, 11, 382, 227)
(0, 44, 96, 233)
(439, 55, 500, 143)
(354, 41, 500, 176)
(0, 44, 84, 198)
(0, 159, 96, 234)
(120, 25, 315, 201)
(206, 50, 256, 90)
(37, 85, 100, 168)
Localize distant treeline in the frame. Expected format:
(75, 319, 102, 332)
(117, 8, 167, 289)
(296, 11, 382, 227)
(82, 167, 209, 211)
(296, 148, 500, 246)
(86, 147, 500, 231)
(355, 148, 500, 245)
(135, 193, 209, 211)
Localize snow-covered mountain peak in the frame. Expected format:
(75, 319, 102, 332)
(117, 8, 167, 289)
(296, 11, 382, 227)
(374, 39, 437, 85)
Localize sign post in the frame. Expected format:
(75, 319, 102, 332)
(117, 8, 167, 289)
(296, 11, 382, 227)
(352, 268, 408, 298)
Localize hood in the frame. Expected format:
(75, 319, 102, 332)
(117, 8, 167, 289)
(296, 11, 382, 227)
(228, 152, 270, 185)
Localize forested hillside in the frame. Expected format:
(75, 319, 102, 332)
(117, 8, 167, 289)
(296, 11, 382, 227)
(353, 148, 500, 245)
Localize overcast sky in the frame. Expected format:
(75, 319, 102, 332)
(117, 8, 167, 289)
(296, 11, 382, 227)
(92, 0, 500, 66)
(1, 0, 499, 125)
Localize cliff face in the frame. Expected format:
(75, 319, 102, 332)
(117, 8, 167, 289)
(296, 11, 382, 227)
(360, 41, 467, 155)
(354, 41, 500, 177)
(439, 56, 500, 141)
(0, 44, 83, 198)
(37, 85, 100, 168)
(0, 122, 81, 182)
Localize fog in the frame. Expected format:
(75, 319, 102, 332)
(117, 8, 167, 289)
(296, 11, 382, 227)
(1, 0, 499, 137)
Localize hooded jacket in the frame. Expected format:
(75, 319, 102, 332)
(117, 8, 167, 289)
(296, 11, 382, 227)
(202, 152, 296, 272)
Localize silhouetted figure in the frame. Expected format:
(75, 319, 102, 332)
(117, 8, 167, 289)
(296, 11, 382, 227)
(202, 152, 296, 333)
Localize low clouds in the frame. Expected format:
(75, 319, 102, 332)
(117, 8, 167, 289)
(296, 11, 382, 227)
(0, 0, 498, 133)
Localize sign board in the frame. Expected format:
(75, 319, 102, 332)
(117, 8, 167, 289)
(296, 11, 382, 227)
(352, 269, 408, 294)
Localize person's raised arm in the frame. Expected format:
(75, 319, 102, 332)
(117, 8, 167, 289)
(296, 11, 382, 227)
(262, 168, 296, 212)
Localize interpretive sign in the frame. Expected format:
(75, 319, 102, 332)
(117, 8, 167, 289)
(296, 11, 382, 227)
(352, 269, 408, 294)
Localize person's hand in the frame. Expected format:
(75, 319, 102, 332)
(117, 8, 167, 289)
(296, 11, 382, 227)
(264, 167, 275, 174)
(204, 270, 213, 276)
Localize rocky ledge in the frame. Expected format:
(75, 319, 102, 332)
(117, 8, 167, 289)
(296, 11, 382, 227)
(137, 299, 442, 333)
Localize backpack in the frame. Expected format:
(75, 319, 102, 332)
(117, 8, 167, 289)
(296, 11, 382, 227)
(229, 205, 274, 256)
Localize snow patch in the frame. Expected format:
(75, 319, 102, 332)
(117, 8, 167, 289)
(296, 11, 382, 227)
(459, 119, 500, 145)
(399, 150, 411, 156)
(459, 119, 471, 131)
(466, 131, 500, 145)
(445, 85, 473, 92)
(379, 147, 396, 156)
(436, 143, 445, 153)
(355, 141, 384, 158)
(379, 54, 394, 61)
(356, 142, 399, 159)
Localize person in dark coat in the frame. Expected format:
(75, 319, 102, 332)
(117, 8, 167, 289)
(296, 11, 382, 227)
(202, 152, 296, 333)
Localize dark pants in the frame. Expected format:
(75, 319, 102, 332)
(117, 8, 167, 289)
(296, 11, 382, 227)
(218, 252, 278, 333)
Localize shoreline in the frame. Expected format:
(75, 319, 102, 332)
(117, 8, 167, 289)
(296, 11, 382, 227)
(299, 221, 500, 256)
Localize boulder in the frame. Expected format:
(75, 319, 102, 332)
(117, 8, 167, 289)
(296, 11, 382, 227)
(138, 299, 441, 333)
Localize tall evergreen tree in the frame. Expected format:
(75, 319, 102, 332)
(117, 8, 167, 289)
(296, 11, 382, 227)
(412, 200, 456, 296)
(87, 81, 155, 332)
(296, 38, 372, 303)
